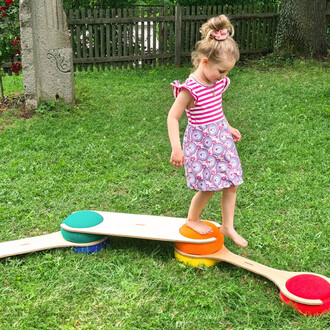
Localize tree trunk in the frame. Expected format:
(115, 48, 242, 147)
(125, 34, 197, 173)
(275, 0, 327, 58)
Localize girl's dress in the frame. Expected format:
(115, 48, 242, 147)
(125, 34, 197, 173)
(171, 75, 243, 191)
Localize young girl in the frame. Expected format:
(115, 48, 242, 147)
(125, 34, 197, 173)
(167, 15, 247, 247)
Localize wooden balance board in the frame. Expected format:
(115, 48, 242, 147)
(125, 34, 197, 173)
(0, 232, 109, 259)
(175, 246, 329, 307)
(175, 222, 330, 315)
(0, 211, 217, 259)
(60, 211, 219, 244)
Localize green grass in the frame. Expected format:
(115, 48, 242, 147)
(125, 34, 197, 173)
(0, 60, 329, 328)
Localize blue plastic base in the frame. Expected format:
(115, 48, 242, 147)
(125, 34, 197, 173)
(73, 238, 110, 255)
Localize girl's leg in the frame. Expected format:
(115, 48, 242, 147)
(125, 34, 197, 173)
(220, 185, 248, 247)
(187, 191, 215, 234)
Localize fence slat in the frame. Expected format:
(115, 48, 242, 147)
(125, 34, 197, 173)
(80, 9, 87, 71)
(111, 9, 116, 69)
(158, 7, 163, 67)
(134, 7, 139, 68)
(99, 9, 105, 71)
(169, 6, 174, 65)
(105, 9, 110, 70)
(75, 9, 81, 62)
(175, 6, 183, 67)
(153, 7, 157, 67)
(141, 7, 145, 68)
(164, 6, 169, 66)
(128, 8, 134, 69)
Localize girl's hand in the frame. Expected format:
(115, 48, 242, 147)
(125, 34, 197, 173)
(229, 126, 242, 142)
(170, 149, 185, 168)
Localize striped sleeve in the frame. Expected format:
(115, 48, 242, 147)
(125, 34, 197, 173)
(171, 80, 198, 102)
(220, 77, 230, 93)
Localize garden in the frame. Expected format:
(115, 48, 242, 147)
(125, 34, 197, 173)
(0, 0, 329, 328)
(0, 58, 329, 328)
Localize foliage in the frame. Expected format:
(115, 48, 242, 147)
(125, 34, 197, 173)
(0, 0, 20, 74)
(0, 0, 21, 99)
(0, 60, 329, 328)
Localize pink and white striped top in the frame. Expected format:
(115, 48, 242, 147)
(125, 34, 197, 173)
(171, 75, 230, 126)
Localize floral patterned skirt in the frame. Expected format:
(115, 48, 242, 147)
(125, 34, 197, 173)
(183, 119, 243, 191)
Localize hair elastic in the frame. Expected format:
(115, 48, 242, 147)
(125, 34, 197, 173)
(212, 29, 228, 41)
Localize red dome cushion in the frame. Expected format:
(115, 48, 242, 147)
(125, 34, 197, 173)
(280, 274, 330, 316)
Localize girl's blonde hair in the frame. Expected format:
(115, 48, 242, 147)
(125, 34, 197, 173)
(191, 15, 240, 69)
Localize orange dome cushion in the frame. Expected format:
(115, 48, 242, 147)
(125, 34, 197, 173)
(175, 221, 224, 255)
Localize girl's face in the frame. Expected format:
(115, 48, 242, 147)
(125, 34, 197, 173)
(201, 55, 236, 84)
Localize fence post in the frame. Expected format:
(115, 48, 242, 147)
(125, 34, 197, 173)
(175, 6, 183, 67)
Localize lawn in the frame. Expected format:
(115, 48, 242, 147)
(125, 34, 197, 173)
(0, 59, 329, 328)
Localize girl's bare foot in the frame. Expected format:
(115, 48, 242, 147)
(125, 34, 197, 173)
(186, 219, 213, 235)
(221, 227, 248, 247)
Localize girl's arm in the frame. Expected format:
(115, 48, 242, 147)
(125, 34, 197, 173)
(228, 124, 241, 142)
(224, 116, 241, 142)
(167, 89, 193, 168)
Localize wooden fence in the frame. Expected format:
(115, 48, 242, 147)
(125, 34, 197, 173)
(66, 4, 280, 71)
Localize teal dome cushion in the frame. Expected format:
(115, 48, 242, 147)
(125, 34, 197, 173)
(61, 211, 106, 243)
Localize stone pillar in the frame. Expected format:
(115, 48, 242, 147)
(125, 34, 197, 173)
(19, 0, 75, 110)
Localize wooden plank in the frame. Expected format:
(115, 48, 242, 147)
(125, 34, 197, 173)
(194, 6, 199, 64)
(164, 6, 169, 66)
(169, 7, 174, 65)
(251, 5, 257, 50)
(172, 12, 278, 22)
(271, 4, 278, 51)
(141, 7, 145, 68)
(118, 8, 122, 69)
(190, 6, 195, 56)
(81, 9, 87, 72)
(75, 9, 81, 62)
(67, 16, 175, 25)
(111, 8, 116, 70)
(247, 5, 253, 51)
(158, 7, 164, 67)
(235, 5, 241, 50)
(129, 8, 134, 69)
(87, 9, 93, 71)
(61, 211, 219, 244)
(262, 5, 268, 50)
(229, 5, 233, 15)
(183, 6, 189, 61)
(134, 7, 139, 68)
(176, 247, 327, 306)
(147, 7, 151, 66)
(228, 5, 233, 41)
(266, 5, 272, 51)
(68, 10, 76, 71)
(105, 9, 110, 70)
(0, 232, 108, 259)
(256, 4, 262, 51)
(123, 8, 128, 69)
(100, 9, 105, 71)
(73, 53, 175, 64)
(195, 6, 200, 51)
(152, 7, 157, 67)
(94, 9, 100, 71)
(68, 10, 75, 56)
(175, 6, 183, 66)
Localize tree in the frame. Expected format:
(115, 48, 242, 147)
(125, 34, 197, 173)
(275, 0, 327, 58)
